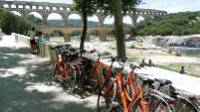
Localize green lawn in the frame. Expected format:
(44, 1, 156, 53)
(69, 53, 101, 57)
(156, 63, 200, 77)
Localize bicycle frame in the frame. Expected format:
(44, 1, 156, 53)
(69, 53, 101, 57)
(89, 59, 111, 88)
(117, 72, 147, 112)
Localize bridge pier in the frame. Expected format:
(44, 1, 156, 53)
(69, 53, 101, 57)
(99, 32, 107, 41)
(63, 33, 70, 42)
(131, 15, 138, 27)
(42, 13, 48, 26)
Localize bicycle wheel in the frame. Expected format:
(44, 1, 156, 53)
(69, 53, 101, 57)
(172, 96, 198, 112)
(64, 65, 77, 92)
(133, 93, 173, 112)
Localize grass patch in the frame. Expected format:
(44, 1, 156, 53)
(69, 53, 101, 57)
(127, 53, 141, 62)
(156, 63, 200, 77)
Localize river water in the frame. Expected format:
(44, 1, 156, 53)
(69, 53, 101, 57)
(169, 47, 200, 56)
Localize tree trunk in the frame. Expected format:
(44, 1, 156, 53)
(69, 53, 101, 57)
(111, 0, 126, 59)
(80, 9, 88, 49)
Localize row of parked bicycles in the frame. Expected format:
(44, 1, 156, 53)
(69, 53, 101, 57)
(49, 44, 199, 112)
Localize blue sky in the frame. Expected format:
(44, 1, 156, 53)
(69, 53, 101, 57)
(6, 0, 200, 24)
(15, 0, 200, 13)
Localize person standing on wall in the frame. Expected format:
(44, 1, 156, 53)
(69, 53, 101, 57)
(29, 27, 37, 54)
(37, 32, 45, 57)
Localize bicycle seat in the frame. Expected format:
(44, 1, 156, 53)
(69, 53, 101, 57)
(155, 78, 172, 85)
(139, 76, 154, 86)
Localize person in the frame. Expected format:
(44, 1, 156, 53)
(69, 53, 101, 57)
(37, 32, 45, 57)
(180, 66, 186, 74)
(29, 28, 37, 54)
(15, 34, 18, 43)
(140, 59, 147, 67)
(148, 59, 154, 67)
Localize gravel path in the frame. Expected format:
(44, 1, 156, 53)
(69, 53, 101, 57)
(0, 36, 97, 112)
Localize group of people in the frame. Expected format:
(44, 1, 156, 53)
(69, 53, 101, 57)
(29, 28, 45, 56)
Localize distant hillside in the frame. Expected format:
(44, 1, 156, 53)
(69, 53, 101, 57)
(135, 12, 200, 36)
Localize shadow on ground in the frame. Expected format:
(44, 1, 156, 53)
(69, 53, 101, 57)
(0, 47, 95, 112)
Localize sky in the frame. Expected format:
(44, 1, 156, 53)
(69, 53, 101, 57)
(4, 0, 200, 24)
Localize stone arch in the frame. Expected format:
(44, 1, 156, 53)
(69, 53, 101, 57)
(11, 11, 22, 16)
(67, 8, 71, 11)
(70, 30, 82, 41)
(46, 6, 50, 10)
(52, 7, 57, 10)
(10, 4, 16, 8)
(60, 7, 64, 11)
(25, 5, 31, 9)
(68, 13, 82, 27)
(38, 6, 44, 10)
(47, 13, 64, 27)
(88, 15, 100, 27)
(123, 15, 133, 25)
(49, 30, 65, 42)
(51, 30, 64, 37)
(136, 15, 145, 23)
(88, 29, 102, 41)
(3, 4, 9, 8)
(103, 15, 114, 25)
(18, 5, 23, 9)
(32, 6, 37, 9)
(28, 12, 43, 20)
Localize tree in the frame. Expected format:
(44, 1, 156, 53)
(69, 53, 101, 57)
(111, 0, 126, 58)
(73, 0, 97, 49)
(0, 7, 31, 35)
(98, 0, 142, 59)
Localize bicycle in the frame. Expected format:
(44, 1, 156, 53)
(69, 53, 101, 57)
(97, 58, 173, 112)
(154, 78, 199, 112)
(49, 44, 79, 92)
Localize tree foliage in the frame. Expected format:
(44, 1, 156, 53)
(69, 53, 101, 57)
(0, 7, 31, 35)
(97, 0, 142, 58)
(26, 14, 43, 26)
(135, 12, 200, 36)
(97, 0, 142, 15)
(73, 0, 98, 49)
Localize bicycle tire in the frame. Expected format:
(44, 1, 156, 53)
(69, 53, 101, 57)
(133, 93, 173, 112)
(172, 96, 199, 112)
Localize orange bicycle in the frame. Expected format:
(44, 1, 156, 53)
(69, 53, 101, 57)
(97, 58, 173, 112)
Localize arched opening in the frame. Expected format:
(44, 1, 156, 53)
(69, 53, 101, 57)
(18, 5, 23, 9)
(32, 6, 37, 9)
(27, 12, 43, 26)
(50, 30, 65, 42)
(52, 7, 57, 10)
(10, 4, 16, 8)
(67, 8, 71, 11)
(70, 30, 82, 41)
(88, 30, 101, 41)
(25, 5, 31, 9)
(123, 16, 133, 25)
(60, 7, 64, 10)
(136, 16, 145, 23)
(68, 14, 82, 27)
(103, 16, 114, 27)
(11, 11, 22, 16)
(123, 16, 133, 39)
(46, 6, 50, 10)
(38, 6, 43, 10)
(88, 15, 99, 27)
(3, 4, 9, 8)
(47, 13, 64, 27)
